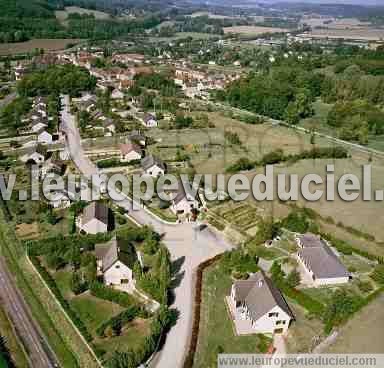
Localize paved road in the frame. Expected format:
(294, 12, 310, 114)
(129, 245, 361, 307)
(60, 95, 234, 368)
(0, 257, 58, 368)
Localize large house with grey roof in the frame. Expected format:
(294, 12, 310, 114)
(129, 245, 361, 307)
(296, 233, 350, 286)
(227, 271, 294, 335)
(77, 202, 111, 234)
(95, 237, 137, 287)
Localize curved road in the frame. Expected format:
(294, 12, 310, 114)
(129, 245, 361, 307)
(60, 95, 234, 368)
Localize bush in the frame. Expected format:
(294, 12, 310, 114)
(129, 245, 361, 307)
(90, 282, 138, 308)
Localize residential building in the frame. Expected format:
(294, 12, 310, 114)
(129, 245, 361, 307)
(141, 155, 166, 177)
(95, 237, 137, 287)
(170, 183, 200, 215)
(296, 233, 350, 286)
(227, 271, 294, 335)
(20, 148, 45, 165)
(77, 202, 110, 234)
(120, 143, 142, 162)
(143, 113, 158, 128)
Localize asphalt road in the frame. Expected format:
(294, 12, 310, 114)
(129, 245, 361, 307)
(60, 95, 234, 368)
(0, 257, 58, 368)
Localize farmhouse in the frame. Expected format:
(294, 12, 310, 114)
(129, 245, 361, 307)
(95, 237, 137, 287)
(296, 233, 350, 286)
(120, 142, 142, 162)
(77, 202, 111, 234)
(227, 271, 294, 335)
(141, 155, 166, 177)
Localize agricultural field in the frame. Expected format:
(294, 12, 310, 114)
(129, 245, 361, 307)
(223, 26, 290, 36)
(0, 39, 83, 55)
(303, 28, 384, 41)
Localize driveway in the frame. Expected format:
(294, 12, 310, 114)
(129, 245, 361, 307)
(60, 95, 234, 368)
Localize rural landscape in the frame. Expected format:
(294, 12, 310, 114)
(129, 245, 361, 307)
(0, 0, 384, 368)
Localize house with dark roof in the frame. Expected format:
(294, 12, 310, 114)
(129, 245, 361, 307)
(170, 181, 200, 215)
(143, 113, 158, 128)
(227, 271, 294, 335)
(77, 202, 110, 234)
(141, 155, 166, 177)
(95, 237, 137, 286)
(296, 233, 350, 286)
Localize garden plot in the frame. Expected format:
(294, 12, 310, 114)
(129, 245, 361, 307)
(211, 202, 263, 236)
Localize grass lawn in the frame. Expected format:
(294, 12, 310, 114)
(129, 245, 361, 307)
(340, 254, 374, 274)
(249, 245, 286, 261)
(94, 318, 151, 360)
(0, 305, 29, 368)
(194, 261, 272, 368)
(70, 293, 124, 332)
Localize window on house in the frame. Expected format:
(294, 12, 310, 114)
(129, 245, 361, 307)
(276, 320, 285, 325)
(268, 312, 279, 317)
(115, 265, 120, 269)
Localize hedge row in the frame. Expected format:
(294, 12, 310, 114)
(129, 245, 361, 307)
(29, 256, 93, 342)
(281, 286, 325, 317)
(96, 305, 146, 337)
(183, 254, 223, 368)
(321, 233, 383, 263)
(89, 282, 138, 308)
(26, 233, 112, 256)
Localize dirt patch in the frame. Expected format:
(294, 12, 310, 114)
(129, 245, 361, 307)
(15, 223, 40, 240)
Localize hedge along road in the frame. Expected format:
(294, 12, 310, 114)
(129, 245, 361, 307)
(60, 94, 234, 368)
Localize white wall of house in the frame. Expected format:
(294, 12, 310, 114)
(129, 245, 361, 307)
(145, 118, 157, 128)
(250, 305, 291, 334)
(171, 197, 199, 215)
(121, 150, 142, 162)
(230, 285, 291, 334)
(145, 165, 164, 177)
(79, 218, 108, 234)
(38, 131, 53, 144)
(104, 260, 134, 285)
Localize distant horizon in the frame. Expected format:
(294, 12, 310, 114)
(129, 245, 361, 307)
(200, 0, 384, 7)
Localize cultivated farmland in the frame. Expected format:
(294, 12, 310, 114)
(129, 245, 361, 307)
(223, 26, 290, 35)
(0, 39, 82, 55)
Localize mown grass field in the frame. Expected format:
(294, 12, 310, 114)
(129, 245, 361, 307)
(324, 293, 384, 353)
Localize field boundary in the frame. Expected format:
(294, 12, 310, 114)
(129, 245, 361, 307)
(183, 253, 223, 368)
(25, 255, 103, 368)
